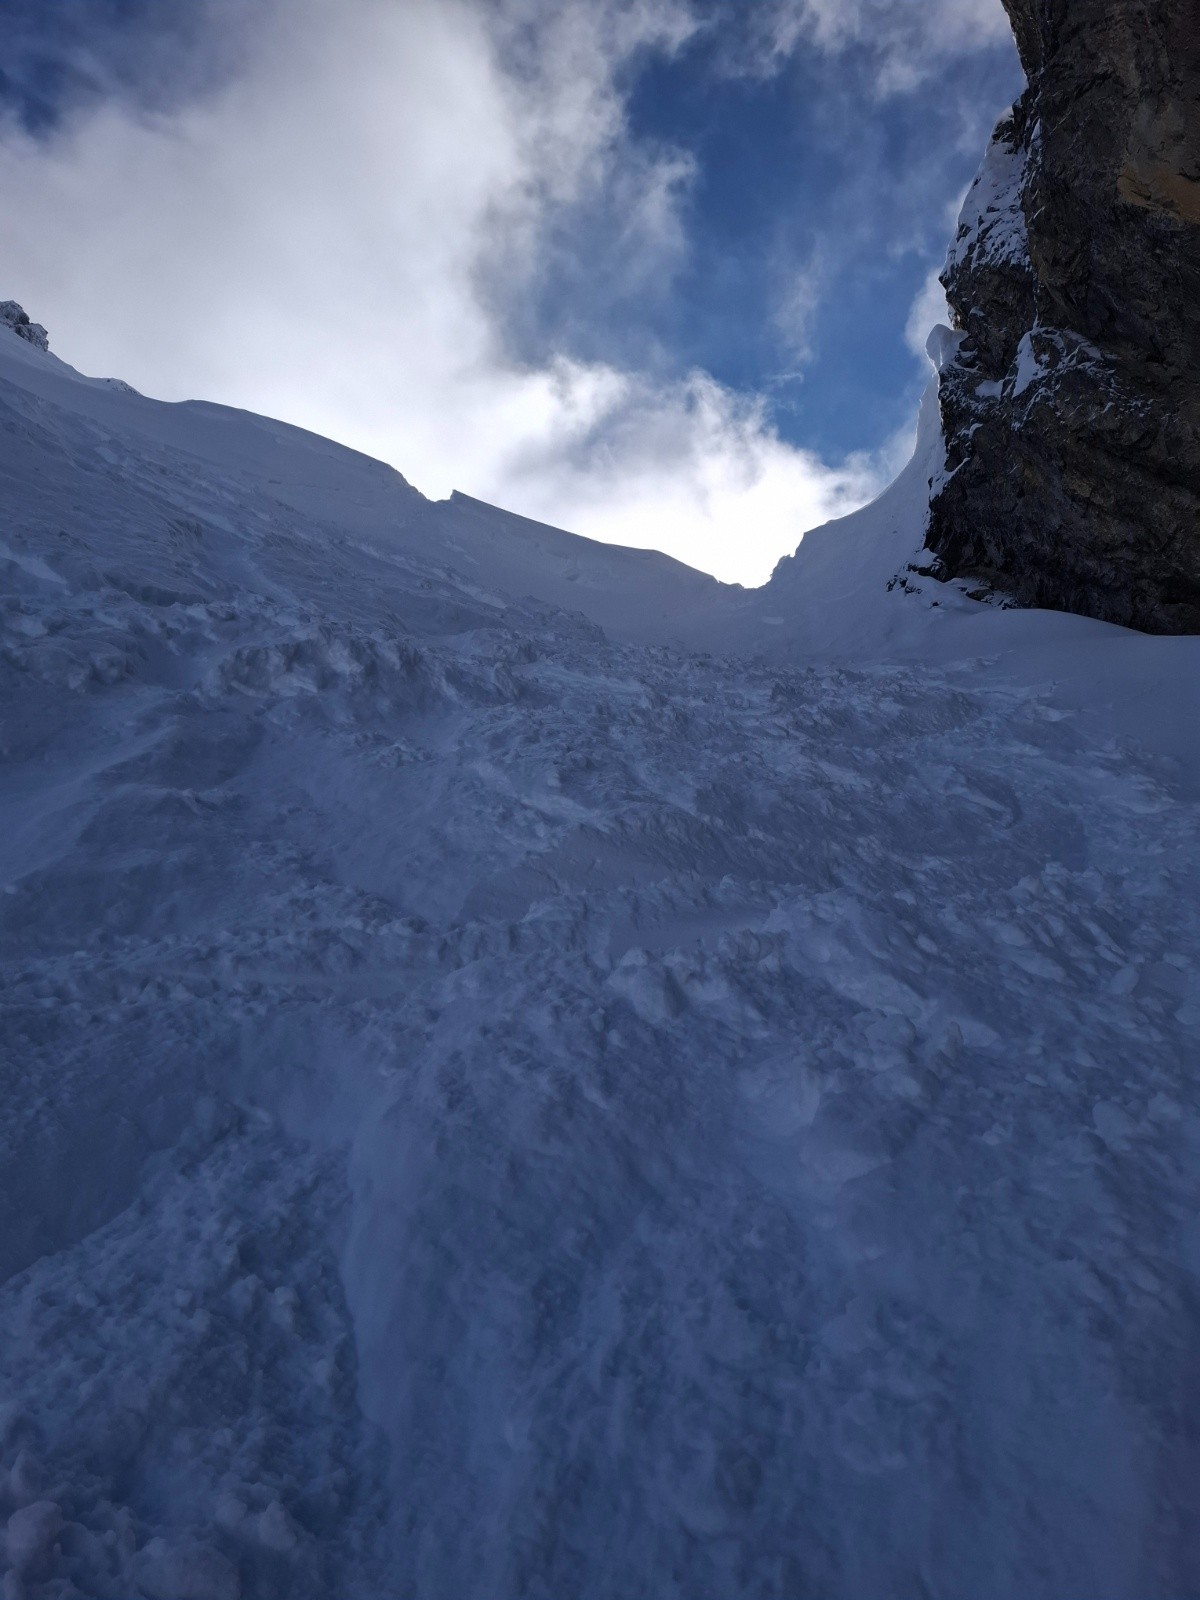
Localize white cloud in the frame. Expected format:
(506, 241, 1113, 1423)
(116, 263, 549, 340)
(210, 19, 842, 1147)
(494, 364, 880, 585)
(773, 249, 830, 368)
(904, 266, 952, 361)
(750, 0, 1012, 94)
(0, 0, 881, 587)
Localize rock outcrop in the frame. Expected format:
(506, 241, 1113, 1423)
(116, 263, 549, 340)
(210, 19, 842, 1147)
(928, 0, 1200, 633)
(0, 301, 49, 353)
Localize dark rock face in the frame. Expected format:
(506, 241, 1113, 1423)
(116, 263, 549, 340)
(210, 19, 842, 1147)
(0, 300, 50, 353)
(928, 0, 1200, 633)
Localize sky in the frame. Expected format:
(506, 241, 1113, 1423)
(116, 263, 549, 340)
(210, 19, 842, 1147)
(0, 0, 1023, 585)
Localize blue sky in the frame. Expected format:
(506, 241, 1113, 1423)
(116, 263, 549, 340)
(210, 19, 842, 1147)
(0, 0, 1022, 583)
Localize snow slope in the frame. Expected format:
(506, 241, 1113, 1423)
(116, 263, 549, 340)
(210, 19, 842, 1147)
(0, 328, 725, 652)
(3, 322, 1200, 1600)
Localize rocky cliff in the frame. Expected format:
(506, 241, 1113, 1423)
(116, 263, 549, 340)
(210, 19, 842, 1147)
(928, 0, 1200, 633)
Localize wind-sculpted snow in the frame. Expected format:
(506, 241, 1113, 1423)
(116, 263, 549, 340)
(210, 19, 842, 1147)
(2, 323, 1200, 1598)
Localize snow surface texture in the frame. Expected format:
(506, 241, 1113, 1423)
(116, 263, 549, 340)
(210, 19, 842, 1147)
(2, 317, 1200, 1600)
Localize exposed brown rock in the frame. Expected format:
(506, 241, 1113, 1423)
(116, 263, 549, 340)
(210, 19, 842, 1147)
(927, 0, 1200, 633)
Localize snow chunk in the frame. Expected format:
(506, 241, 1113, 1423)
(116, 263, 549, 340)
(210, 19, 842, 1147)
(130, 1536, 241, 1600)
(926, 324, 967, 374)
(5, 1500, 62, 1575)
(254, 1499, 300, 1553)
(608, 948, 685, 1025)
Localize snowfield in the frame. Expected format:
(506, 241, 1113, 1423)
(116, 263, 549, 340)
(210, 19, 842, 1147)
(2, 320, 1200, 1600)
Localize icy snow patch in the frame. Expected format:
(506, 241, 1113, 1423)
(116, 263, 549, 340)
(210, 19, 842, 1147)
(1012, 329, 1043, 396)
(945, 122, 1030, 277)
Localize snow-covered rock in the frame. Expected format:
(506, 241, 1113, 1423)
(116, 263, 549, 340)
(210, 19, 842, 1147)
(0, 302, 48, 353)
